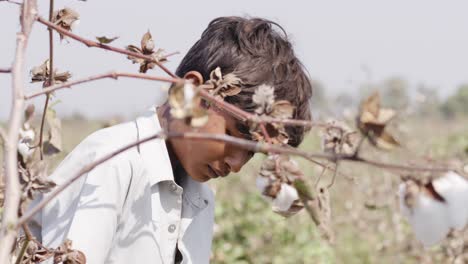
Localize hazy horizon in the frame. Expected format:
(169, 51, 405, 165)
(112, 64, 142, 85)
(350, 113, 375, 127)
(1, 0, 468, 121)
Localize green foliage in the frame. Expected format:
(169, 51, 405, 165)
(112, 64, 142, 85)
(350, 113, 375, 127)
(441, 84, 468, 118)
(210, 170, 334, 264)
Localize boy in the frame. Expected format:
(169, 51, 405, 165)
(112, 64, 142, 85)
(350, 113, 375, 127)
(33, 16, 312, 263)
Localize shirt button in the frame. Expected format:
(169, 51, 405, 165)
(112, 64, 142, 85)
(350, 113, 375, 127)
(170, 183, 178, 192)
(168, 224, 176, 233)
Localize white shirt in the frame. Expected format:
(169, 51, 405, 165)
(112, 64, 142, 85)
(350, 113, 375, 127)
(31, 107, 215, 264)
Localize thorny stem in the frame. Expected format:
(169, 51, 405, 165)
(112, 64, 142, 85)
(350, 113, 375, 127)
(18, 130, 457, 227)
(36, 16, 176, 78)
(0, 0, 37, 263)
(25, 72, 180, 100)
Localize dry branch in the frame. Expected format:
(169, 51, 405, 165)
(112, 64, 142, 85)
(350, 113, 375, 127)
(25, 72, 180, 99)
(19, 130, 456, 227)
(0, 0, 37, 263)
(36, 16, 176, 78)
(0, 67, 12, 73)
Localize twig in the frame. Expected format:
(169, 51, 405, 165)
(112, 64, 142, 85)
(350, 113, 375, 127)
(198, 87, 331, 128)
(326, 161, 339, 189)
(0, 67, 12, 73)
(14, 238, 29, 264)
(0, 0, 22, 5)
(37, 0, 55, 160)
(0, 0, 37, 263)
(38, 95, 49, 159)
(25, 71, 180, 100)
(36, 16, 176, 78)
(18, 130, 456, 226)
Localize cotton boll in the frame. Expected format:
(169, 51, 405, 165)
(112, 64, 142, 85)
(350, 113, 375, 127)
(183, 83, 195, 107)
(272, 183, 299, 212)
(399, 182, 452, 247)
(18, 139, 34, 159)
(432, 171, 468, 230)
(19, 127, 35, 141)
(70, 19, 80, 30)
(256, 176, 270, 194)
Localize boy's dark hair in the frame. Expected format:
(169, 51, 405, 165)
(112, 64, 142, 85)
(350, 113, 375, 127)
(176, 16, 313, 147)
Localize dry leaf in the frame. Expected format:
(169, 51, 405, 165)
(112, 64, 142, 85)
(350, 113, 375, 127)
(52, 8, 80, 40)
(270, 100, 295, 120)
(54, 239, 86, 264)
(43, 107, 62, 155)
(125, 31, 167, 73)
(19, 160, 56, 201)
(358, 91, 400, 150)
(96, 36, 119, 44)
(30, 59, 72, 86)
(24, 104, 35, 123)
(204, 67, 243, 99)
(321, 119, 360, 155)
(140, 31, 155, 54)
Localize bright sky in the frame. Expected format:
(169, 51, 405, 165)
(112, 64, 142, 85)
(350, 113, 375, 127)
(1, 0, 468, 120)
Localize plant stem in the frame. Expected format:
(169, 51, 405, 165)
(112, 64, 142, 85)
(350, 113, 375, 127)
(0, 0, 37, 263)
(36, 16, 176, 78)
(25, 71, 180, 100)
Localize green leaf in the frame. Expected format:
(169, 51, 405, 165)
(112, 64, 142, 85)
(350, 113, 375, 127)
(96, 36, 119, 44)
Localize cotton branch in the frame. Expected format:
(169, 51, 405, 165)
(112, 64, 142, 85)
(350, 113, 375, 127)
(19, 129, 456, 227)
(35, 16, 176, 78)
(0, 67, 12, 73)
(0, 0, 37, 263)
(37, 0, 55, 160)
(198, 87, 330, 129)
(25, 71, 180, 99)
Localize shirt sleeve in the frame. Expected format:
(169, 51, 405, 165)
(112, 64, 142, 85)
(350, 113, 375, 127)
(41, 146, 133, 264)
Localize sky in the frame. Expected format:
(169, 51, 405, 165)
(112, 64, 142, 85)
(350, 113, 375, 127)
(1, 0, 468, 121)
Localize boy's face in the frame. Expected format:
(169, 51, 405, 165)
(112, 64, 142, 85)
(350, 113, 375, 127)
(168, 108, 254, 182)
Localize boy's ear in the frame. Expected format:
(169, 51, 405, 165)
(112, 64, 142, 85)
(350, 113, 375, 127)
(183, 71, 204, 85)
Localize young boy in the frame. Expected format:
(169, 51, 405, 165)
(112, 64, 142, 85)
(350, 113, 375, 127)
(32, 16, 312, 263)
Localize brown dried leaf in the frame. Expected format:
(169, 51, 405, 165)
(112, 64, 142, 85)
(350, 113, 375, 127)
(52, 8, 80, 40)
(368, 129, 400, 150)
(205, 67, 243, 99)
(43, 107, 62, 155)
(24, 104, 35, 123)
(30, 60, 71, 85)
(271, 100, 294, 119)
(19, 160, 56, 201)
(96, 36, 119, 44)
(140, 31, 155, 54)
(54, 239, 86, 264)
(322, 120, 360, 155)
(358, 92, 400, 150)
(126, 31, 166, 73)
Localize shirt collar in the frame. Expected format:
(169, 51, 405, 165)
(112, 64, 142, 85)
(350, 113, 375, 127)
(134, 106, 211, 211)
(134, 106, 174, 186)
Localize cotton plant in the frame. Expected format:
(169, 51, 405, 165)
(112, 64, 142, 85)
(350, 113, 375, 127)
(399, 171, 468, 247)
